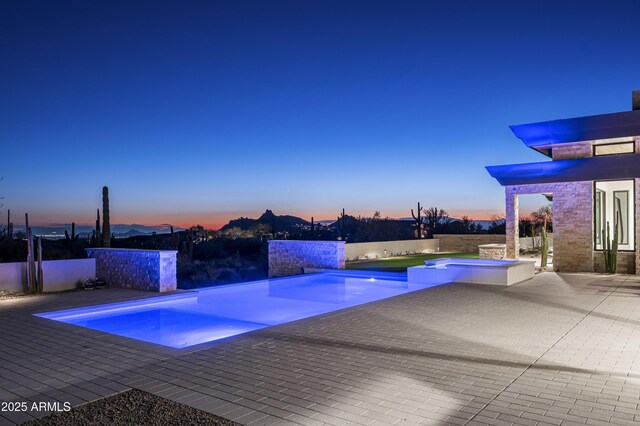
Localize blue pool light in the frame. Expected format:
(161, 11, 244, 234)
(35, 271, 442, 349)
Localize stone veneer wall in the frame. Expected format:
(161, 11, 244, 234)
(637, 178, 640, 274)
(593, 252, 636, 274)
(434, 234, 506, 253)
(479, 244, 507, 260)
(552, 142, 593, 160)
(506, 181, 594, 272)
(86, 248, 177, 292)
(268, 240, 345, 278)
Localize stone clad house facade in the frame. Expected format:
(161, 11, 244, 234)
(487, 91, 640, 273)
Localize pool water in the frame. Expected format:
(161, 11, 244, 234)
(36, 271, 441, 348)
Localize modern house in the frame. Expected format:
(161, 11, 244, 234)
(487, 91, 640, 273)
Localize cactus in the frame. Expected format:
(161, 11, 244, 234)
(25, 213, 37, 293)
(411, 202, 423, 239)
(310, 217, 315, 240)
(181, 237, 193, 260)
(603, 201, 622, 274)
(101, 186, 110, 248)
(65, 222, 79, 243)
(6, 209, 13, 240)
(271, 214, 276, 238)
(37, 237, 43, 294)
(95, 209, 102, 247)
(337, 209, 347, 241)
(540, 217, 549, 268)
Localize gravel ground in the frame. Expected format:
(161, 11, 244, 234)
(0, 290, 31, 301)
(23, 389, 240, 426)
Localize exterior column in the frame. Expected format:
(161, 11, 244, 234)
(636, 178, 640, 275)
(505, 187, 519, 259)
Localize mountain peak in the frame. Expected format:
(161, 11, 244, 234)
(221, 210, 309, 231)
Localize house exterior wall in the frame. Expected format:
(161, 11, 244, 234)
(593, 251, 636, 274)
(552, 142, 593, 160)
(506, 181, 594, 272)
(636, 178, 640, 274)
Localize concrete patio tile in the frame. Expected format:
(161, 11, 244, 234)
(4, 273, 640, 424)
(282, 413, 323, 425)
(0, 411, 34, 426)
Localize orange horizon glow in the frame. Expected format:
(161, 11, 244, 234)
(28, 207, 505, 231)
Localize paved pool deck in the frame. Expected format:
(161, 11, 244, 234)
(1, 272, 640, 425)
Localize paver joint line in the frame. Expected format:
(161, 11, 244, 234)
(464, 275, 628, 425)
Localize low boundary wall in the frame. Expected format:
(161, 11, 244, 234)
(433, 235, 506, 252)
(86, 248, 177, 292)
(434, 234, 554, 253)
(0, 259, 96, 293)
(345, 239, 439, 261)
(269, 240, 345, 277)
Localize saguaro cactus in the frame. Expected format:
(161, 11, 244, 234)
(37, 237, 43, 294)
(65, 222, 79, 243)
(6, 209, 13, 240)
(25, 213, 37, 293)
(310, 217, 315, 240)
(603, 206, 622, 274)
(102, 186, 111, 248)
(411, 202, 423, 239)
(95, 209, 102, 247)
(337, 209, 347, 241)
(271, 214, 276, 238)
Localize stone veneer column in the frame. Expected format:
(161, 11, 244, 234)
(636, 178, 640, 275)
(268, 240, 346, 278)
(86, 248, 177, 292)
(505, 188, 519, 259)
(552, 181, 593, 272)
(504, 181, 594, 272)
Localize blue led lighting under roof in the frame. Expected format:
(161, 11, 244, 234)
(486, 154, 640, 186)
(510, 110, 640, 154)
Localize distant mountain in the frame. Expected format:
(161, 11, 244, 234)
(221, 209, 310, 231)
(329, 214, 359, 229)
(30, 224, 183, 239)
(118, 229, 149, 237)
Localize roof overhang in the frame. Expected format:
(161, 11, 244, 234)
(486, 154, 640, 186)
(510, 110, 640, 156)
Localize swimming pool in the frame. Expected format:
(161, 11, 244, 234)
(36, 271, 441, 348)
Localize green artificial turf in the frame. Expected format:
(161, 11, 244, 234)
(345, 252, 479, 273)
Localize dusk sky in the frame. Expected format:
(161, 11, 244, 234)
(2, 1, 640, 230)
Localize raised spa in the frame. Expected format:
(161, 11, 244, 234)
(407, 257, 535, 286)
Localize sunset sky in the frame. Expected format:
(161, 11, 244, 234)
(2, 1, 640, 230)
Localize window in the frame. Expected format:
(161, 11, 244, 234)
(614, 191, 629, 245)
(594, 180, 634, 250)
(594, 189, 603, 246)
(593, 142, 635, 156)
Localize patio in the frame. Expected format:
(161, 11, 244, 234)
(2, 272, 640, 425)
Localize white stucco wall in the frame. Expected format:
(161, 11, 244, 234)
(345, 239, 439, 261)
(519, 235, 553, 252)
(0, 258, 96, 293)
(0, 262, 23, 292)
